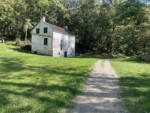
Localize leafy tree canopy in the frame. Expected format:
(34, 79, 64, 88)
(0, 0, 150, 55)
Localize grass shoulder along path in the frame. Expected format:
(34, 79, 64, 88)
(0, 42, 99, 113)
(111, 56, 150, 113)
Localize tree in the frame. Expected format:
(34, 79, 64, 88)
(0, 0, 149, 55)
(23, 19, 32, 41)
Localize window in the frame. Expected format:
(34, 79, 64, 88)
(44, 38, 48, 45)
(69, 41, 71, 47)
(44, 27, 48, 33)
(60, 40, 63, 50)
(36, 28, 40, 34)
(58, 51, 60, 55)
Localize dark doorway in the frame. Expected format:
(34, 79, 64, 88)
(64, 52, 67, 57)
(34, 51, 37, 54)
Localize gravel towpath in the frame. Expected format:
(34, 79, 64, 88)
(74, 60, 127, 113)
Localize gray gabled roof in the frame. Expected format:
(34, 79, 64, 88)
(45, 22, 74, 35)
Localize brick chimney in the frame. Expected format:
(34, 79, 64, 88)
(41, 16, 46, 22)
(64, 26, 69, 31)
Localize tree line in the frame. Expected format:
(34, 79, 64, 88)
(0, 0, 150, 55)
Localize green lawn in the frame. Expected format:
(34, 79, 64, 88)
(0, 42, 98, 113)
(111, 57, 150, 113)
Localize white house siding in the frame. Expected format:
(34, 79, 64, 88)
(53, 31, 75, 57)
(32, 34, 52, 55)
(31, 19, 75, 57)
(31, 21, 53, 37)
(31, 21, 53, 56)
(68, 36, 75, 57)
(53, 32, 62, 57)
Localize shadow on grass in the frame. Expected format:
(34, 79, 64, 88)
(0, 93, 10, 106)
(0, 57, 90, 113)
(119, 74, 150, 112)
(10, 47, 33, 54)
(76, 53, 113, 59)
(7, 106, 32, 113)
(8, 43, 111, 59)
(0, 58, 25, 73)
(113, 55, 150, 64)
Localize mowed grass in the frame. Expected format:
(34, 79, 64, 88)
(111, 56, 150, 113)
(0, 42, 98, 113)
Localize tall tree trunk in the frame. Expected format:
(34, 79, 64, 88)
(25, 29, 27, 41)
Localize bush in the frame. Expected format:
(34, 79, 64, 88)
(23, 40, 31, 45)
(15, 37, 22, 46)
(16, 39, 31, 46)
(142, 54, 150, 62)
(16, 40, 23, 46)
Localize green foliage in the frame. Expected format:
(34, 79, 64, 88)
(23, 19, 32, 32)
(0, 0, 150, 55)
